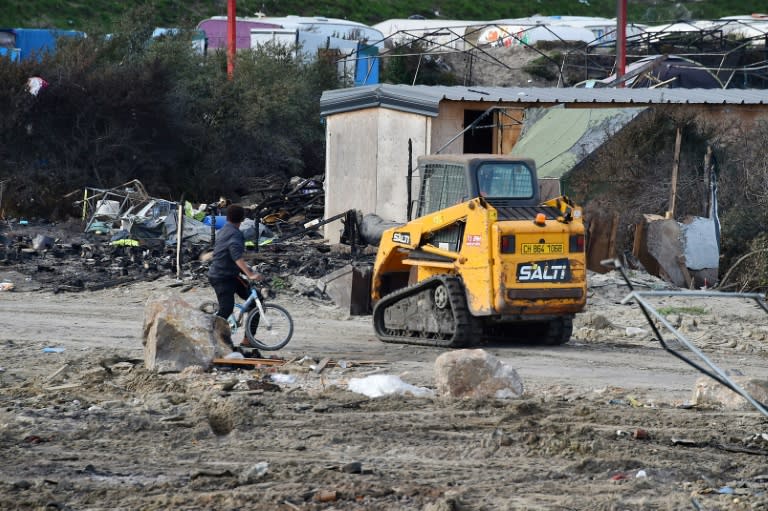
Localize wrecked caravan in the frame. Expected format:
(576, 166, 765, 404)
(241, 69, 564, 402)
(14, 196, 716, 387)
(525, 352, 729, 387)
(249, 16, 384, 86)
(196, 16, 283, 52)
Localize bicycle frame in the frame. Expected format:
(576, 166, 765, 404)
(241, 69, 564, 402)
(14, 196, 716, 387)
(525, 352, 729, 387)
(231, 285, 268, 329)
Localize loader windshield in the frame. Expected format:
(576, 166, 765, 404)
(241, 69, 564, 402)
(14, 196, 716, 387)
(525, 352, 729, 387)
(477, 162, 534, 199)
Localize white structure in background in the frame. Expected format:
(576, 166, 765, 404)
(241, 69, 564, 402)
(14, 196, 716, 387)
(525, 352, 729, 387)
(152, 27, 206, 54)
(470, 20, 597, 48)
(643, 16, 768, 47)
(477, 16, 646, 47)
(374, 16, 647, 52)
(643, 20, 717, 40)
(372, 18, 482, 50)
(249, 15, 385, 52)
(717, 15, 768, 46)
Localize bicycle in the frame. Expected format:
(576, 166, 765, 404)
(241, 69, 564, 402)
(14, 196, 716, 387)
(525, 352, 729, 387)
(201, 278, 294, 351)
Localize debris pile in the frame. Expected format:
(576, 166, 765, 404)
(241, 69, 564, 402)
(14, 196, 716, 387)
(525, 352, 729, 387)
(0, 176, 372, 295)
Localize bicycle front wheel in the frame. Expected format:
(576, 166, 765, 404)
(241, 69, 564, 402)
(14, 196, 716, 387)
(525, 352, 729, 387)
(244, 304, 294, 350)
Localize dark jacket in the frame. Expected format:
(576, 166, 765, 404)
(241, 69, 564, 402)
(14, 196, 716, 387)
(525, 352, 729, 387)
(207, 223, 245, 279)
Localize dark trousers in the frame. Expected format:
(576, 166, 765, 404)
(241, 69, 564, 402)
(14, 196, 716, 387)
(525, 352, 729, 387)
(209, 275, 250, 320)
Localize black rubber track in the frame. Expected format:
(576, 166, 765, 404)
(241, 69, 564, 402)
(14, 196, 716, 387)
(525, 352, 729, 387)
(373, 275, 479, 348)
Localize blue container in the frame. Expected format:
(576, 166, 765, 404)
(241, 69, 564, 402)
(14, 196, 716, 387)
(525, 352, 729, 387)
(203, 215, 227, 229)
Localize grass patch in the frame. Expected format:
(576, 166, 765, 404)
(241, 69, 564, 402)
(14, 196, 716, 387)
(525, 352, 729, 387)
(657, 306, 707, 316)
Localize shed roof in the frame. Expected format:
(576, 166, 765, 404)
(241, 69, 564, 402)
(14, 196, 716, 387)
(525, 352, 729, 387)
(319, 84, 768, 117)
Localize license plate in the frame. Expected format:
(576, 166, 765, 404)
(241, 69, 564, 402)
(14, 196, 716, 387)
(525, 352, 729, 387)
(521, 243, 563, 255)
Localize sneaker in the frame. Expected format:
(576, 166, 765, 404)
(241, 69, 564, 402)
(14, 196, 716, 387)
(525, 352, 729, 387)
(238, 338, 262, 358)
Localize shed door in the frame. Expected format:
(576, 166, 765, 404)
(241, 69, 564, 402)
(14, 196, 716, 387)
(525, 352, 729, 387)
(463, 110, 494, 153)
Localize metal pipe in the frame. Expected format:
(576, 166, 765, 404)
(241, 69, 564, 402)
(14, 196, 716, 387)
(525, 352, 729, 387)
(626, 291, 768, 416)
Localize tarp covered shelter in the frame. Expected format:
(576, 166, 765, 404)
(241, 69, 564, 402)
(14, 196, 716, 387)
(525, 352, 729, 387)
(509, 106, 647, 197)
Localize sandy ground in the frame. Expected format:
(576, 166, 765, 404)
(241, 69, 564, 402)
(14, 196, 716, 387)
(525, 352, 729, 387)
(2, 269, 768, 510)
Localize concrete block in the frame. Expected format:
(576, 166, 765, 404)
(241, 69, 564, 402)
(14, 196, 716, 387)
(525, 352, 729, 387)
(318, 263, 372, 315)
(692, 375, 768, 410)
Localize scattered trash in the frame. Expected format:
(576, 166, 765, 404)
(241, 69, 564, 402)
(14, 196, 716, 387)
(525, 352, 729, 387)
(636, 470, 647, 478)
(633, 428, 649, 440)
(626, 326, 647, 336)
(718, 486, 735, 494)
(43, 347, 65, 353)
(270, 373, 297, 384)
(340, 461, 363, 474)
(23, 435, 50, 444)
(32, 234, 54, 251)
(238, 461, 269, 484)
(314, 489, 338, 503)
(0, 282, 14, 292)
(347, 374, 434, 398)
(27, 76, 49, 96)
(224, 352, 244, 360)
(671, 437, 699, 446)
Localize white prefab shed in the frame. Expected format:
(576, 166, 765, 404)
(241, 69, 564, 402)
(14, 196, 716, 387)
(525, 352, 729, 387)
(319, 84, 528, 243)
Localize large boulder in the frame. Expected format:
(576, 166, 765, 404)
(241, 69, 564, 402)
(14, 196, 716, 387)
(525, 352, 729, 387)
(692, 375, 768, 410)
(143, 293, 233, 372)
(434, 349, 524, 399)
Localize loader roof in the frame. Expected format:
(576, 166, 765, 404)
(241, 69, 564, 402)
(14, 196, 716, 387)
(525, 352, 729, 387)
(417, 154, 536, 168)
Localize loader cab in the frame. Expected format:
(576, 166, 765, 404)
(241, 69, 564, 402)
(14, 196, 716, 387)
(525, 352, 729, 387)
(413, 154, 539, 252)
(415, 154, 539, 218)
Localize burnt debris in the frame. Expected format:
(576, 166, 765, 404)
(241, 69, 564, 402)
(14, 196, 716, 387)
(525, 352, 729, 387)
(0, 177, 373, 295)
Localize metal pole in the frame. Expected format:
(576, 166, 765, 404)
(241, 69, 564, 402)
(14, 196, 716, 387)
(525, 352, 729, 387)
(176, 201, 184, 281)
(616, 0, 627, 86)
(227, 0, 236, 80)
(407, 139, 413, 221)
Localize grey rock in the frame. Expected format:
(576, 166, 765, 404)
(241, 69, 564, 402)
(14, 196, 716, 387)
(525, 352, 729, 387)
(434, 349, 524, 399)
(142, 292, 233, 372)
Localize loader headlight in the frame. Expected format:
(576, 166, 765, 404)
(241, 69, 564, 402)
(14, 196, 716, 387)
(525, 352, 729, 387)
(501, 235, 515, 254)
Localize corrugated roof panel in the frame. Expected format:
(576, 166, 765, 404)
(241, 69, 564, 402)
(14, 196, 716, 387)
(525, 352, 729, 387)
(320, 84, 768, 117)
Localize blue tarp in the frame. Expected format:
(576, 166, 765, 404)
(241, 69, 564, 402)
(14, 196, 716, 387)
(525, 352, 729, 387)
(0, 47, 20, 61)
(355, 43, 379, 86)
(0, 28, 85, 61)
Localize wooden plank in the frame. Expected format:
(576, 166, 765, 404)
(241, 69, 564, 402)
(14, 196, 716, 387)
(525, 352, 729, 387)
(314, 357, 331, 374)
(326, 360, 387, 367)
(44, 383, 83, 391)
(607, 213, 619, 261)
(213, 358, 286, 367)
(668, 126, 682, 217)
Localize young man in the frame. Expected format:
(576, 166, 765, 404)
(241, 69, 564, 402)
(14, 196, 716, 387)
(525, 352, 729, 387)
(207, 204, 263, 349)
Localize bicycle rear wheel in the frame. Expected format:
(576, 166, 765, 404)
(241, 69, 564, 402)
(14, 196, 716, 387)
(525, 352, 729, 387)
(244, 304, 293, 350)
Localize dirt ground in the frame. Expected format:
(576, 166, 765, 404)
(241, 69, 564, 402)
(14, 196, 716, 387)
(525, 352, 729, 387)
(2, 260, 768, 510)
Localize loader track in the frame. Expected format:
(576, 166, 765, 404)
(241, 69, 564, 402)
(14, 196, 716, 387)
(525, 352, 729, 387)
(372, 276, 479, 348)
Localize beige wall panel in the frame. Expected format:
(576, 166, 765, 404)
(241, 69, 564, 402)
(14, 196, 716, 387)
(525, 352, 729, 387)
(323, 109, 379, 243)
(375, 110, 431, 224)
(430, 102, 466, 154)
